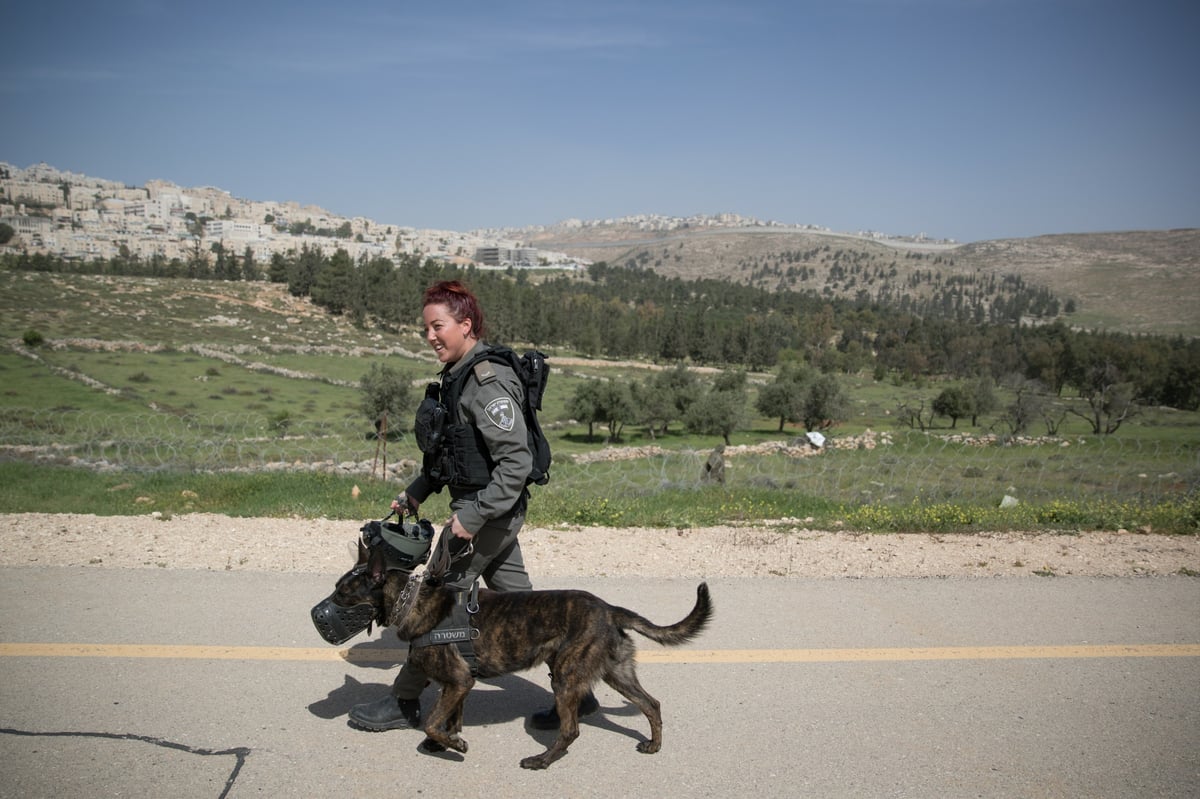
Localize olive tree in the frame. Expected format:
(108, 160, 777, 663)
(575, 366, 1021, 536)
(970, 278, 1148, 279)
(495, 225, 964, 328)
(932, 385, 972, 429)
(360, 363, 413, 436)
(685, 370, 749, 445)
(800, 374, 850, 432)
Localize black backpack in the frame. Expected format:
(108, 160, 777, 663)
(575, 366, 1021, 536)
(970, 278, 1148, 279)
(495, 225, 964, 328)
(486, 346, 552, 486)
(423, 345, 552, 487)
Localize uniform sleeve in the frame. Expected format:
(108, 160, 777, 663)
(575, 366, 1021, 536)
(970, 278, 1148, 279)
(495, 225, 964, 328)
(455, 368, 532, 533)
(404, 472, 435, 505)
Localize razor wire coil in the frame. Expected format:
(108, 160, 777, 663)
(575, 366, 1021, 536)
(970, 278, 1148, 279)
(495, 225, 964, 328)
(2, 410, 1197, 511)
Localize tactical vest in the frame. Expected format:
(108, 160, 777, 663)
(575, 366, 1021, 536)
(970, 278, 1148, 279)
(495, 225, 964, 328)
(414, 348, 516, 491)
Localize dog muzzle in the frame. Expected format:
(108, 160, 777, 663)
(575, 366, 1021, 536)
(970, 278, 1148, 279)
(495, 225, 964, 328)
(310, 597, 376, 645)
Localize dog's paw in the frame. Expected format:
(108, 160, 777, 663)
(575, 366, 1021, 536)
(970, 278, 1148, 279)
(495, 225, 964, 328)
(636, 740, 662, 754)
(520, 755, 552, 770)
(419, 735, 468, 755)
(418, 737, 447, 753)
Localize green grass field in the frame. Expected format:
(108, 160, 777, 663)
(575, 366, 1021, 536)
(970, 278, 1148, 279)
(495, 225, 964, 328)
(2, 271, 1197, 533)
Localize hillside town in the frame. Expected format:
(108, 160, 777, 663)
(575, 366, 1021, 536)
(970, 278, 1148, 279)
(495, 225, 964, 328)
(0, 161, 584, 268)
(0, 161, 954, 271)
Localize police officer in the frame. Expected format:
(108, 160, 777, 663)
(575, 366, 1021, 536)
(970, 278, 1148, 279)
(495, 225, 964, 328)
(348, 279, 596, 733)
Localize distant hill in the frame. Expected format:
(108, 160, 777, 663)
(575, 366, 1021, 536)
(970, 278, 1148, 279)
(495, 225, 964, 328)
(524, 224, 1200, 337)
(5, 160, 1195, 336)
(953, 230, 1199, 336)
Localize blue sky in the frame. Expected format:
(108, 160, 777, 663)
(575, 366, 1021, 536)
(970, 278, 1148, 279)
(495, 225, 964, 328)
(4, 0, 1197, 242)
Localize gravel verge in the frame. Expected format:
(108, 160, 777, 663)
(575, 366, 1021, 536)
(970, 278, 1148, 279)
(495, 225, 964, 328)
(2, 513, 1197, 579)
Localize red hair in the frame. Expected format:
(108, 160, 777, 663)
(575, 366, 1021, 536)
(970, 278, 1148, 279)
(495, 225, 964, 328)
(423, 280, 486, 340)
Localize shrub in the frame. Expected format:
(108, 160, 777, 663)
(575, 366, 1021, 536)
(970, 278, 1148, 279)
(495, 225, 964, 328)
(269, 410, 292, 435)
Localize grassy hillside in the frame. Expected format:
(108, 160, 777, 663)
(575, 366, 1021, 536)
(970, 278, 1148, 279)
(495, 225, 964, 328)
(1, 270, 1197, 532)
(530, 226, 1200, 337)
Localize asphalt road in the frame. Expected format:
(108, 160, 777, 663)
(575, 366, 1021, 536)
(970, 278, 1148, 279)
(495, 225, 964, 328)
(1, 568, 1197, 798)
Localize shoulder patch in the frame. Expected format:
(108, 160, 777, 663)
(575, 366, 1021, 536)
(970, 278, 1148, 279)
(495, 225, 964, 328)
(473, 359, 498, 383)
(484, 397, 516, 431)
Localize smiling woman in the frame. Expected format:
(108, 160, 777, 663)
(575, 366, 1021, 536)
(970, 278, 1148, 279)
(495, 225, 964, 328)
(421, 281, 483, 365)
(346, 277, 553, 732)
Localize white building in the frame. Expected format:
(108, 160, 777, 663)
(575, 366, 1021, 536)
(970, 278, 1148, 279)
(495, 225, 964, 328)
(204, 219, 268, 240)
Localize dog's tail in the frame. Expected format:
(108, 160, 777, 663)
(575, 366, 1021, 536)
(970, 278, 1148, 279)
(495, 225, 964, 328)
(614, 582, 713, 646)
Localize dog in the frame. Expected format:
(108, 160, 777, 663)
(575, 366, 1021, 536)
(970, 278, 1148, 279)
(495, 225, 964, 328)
(324, 536, 713, 769)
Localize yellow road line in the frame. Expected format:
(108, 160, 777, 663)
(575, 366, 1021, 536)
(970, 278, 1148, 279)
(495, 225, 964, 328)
(635, 644, 1200, 663)
(1, 643, 1198, 663)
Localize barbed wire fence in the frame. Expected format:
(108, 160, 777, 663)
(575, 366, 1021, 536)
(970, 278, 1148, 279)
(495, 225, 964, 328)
(562, 434, 1198, 509)
(2, 410, 1196, 509)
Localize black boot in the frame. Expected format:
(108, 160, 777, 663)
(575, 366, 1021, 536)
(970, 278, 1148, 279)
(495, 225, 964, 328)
(529, 691, 599, 730)
(348, 695, 422, 731)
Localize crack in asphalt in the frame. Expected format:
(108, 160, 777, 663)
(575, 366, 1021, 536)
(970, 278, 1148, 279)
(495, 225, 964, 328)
(0, 727, 250, 798)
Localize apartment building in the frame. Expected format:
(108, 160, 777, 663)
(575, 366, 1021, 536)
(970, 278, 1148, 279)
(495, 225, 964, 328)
(204, 219, 268, 240)
(474, 246, 539, 267)
(0, 213, 53, 243)
(1, 180, 63, 207)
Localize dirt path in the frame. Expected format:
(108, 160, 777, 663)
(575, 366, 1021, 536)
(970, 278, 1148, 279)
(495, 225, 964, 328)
(2, 513, 1197, 579)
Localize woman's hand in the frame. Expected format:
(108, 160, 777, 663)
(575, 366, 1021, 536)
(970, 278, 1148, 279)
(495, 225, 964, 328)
(391, 493, 419, 517)
(448, 513, 474, 540)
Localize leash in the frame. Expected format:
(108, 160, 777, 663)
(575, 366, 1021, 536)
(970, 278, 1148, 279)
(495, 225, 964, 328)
(425, 525, 474, 581)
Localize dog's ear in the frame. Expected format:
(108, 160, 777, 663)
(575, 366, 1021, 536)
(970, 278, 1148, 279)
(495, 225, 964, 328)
(367, 544, 387, 584)
(356, 538, 369, 566)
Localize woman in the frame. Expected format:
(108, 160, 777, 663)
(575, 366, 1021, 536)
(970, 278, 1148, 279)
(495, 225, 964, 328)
(348, 279, 594, 733)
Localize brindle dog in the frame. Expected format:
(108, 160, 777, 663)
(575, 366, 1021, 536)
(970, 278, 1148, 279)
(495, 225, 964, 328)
(329, 537, 713, 769)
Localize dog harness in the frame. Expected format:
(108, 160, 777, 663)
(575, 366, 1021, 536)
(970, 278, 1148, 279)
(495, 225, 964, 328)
(409, 579, 482, 675)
